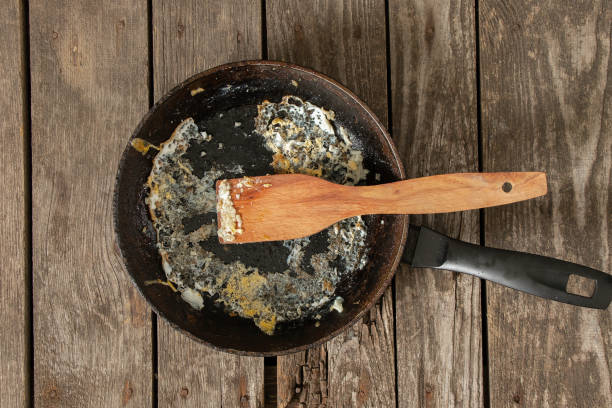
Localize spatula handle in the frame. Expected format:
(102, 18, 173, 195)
(353, 172, 547, 214)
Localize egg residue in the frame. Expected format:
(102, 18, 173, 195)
(144, 96, 370, 335)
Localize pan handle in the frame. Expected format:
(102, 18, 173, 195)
(409, 227, 612, 309)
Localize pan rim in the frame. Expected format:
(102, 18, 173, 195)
(113, 59, 408, 356)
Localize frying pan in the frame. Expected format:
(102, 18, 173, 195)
(114, 61, 612, 355)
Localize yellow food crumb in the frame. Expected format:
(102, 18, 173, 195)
(221, 271, 278, 335)
(131, 138, 160, 155)
(144, 279, 178, 292)
(177, 160, 192, 175)
(302, 167, 323, 177)
(257, 315, 277, 334)
(322, 279, 333, 292)
(272, 153, 292, 172)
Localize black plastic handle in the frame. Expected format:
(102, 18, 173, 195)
(410, 227, 612, 309)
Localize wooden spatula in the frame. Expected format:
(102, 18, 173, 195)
(215, 172, 547, 244)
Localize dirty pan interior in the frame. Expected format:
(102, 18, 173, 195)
(114, 61, 408, 355)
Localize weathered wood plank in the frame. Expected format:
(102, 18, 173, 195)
(389, 0, 483, 407)
(266, 1, 394, 406)
(152, 1, 264, 407)
(30, 1, 152, 407)
(480, 0, 611, 406)
(267, 0, 388, 124)
(0, 1, 27, 407)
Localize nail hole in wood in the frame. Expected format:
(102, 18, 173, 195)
(566, 274, 596, 297)
(502, 182, 512, 193)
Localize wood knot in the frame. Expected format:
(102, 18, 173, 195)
(180, 386, 189, 399)
(294, 24, 304, 41)
(177, 22, 185, 38)
(52, 31, 59, 39)
(43, 384, 60, 401)
(240, 394, 250, 407)
(424, 383, 434, 394)
(513, 393, 521, 404)
(236, 31, 242, 44)
(424, 10, 435, 48)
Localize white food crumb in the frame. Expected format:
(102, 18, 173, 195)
(218, 143, 224, 149)
(234, 122, 241, 127)
(200, 151, 207, 157)
(291, 80, 298, 87)
(375, 173, 381, 181)
(216, 180, 243, 242)
(381, 219, 385, 225)
(181, 288, 204, 310)
(226, 164, 244, 174)
(309, 106, 334, 134)
(330, 296, 344, 313)
(162, 258, 172, 275)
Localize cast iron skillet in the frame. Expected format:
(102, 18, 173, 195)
(115, 61, 407, 355)
(114, 61, 612, 356)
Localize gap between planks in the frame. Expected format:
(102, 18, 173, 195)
(21, 0, 34, 407)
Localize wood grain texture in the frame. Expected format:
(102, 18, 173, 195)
(327, 293, 396, 407)
(480, 0, 611, 406)
(0, 1, 27, 407)
(267, 0, 389, 124)
(389, 0, 483, 407)
(152, 1, 264, 407)
(278, 346, 328, 407)
(30, 1, 152, 407)
(222, 172, 546, 243)
(266, 1, 395, 406)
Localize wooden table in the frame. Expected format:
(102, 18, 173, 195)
(1, 1, 610, 407)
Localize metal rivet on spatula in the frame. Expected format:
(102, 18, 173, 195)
(502, 182, 512, 193)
